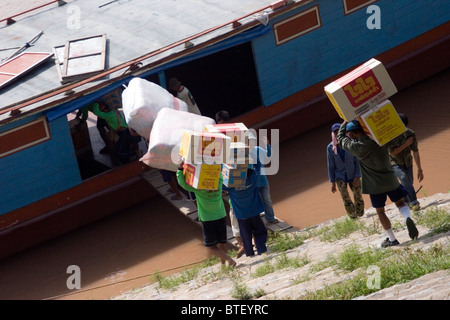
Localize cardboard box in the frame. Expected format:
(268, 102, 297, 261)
(223, 176, 247, 188)
(228, 142, 249, 163)
(204, 123, 249, 144)
(180, 130, 231, 164)
(222, 163, 248, 188)
(182, 163, 222, 190)
(325, 58, 397, 121)
(358, 100, 406, 146)
(226, 159, 250, 170)
(222, 163, 247, 178)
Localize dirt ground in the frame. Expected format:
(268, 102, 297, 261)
(0, 68, 447, 300)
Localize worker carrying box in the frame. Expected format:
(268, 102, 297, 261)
(325, 58, 397, 121)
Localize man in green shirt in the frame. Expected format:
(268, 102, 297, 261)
(337, 120, 419, 247)
(176, 162, 236, 267)
(78, 102, 138, 165)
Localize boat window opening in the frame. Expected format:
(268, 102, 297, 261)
(68, 111, 111, 180)
(66, 86, 147, 180)
(162, 41, 262, 120)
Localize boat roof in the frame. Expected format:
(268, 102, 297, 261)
(0, 0, 297, 124)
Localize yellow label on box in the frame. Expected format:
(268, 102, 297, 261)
(183, 163, 221, 190)
(359, 100, 406, 146)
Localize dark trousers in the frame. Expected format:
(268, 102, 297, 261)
(237, 215, 268, 256)
(115, 129, 141, 164)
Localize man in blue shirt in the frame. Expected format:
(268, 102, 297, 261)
(249, 132, 278, 223)
(327, 123, 364, 218)
(223, 167, 268, 257)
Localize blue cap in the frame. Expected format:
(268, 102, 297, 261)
(331, 123, 341, 132)
(346, 120, 362, 132)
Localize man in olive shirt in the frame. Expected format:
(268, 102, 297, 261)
(337, 120, 419, 247)
(387, 113, 424, 211)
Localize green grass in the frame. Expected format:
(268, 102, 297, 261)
(316, 217, 363, 242)
(251, 253, 310, 278)
(152, 256, 221, 290)
(267, 231, 306, 252)
(153, 268, 200, 290)
(335, 244, 394, 272)
(414, 207, 450, 235)
(230, 281, 266, 300)
(151, 206, 450, 299)
(302, 243, 450, 300)
(230, 281, 253, 300)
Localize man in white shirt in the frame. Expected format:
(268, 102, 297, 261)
(168, 77, 202, 115)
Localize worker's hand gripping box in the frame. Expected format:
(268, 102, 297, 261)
(179, 130, 231, 164)
(358, 99, 406, 146)
(325, 58, 397, 121)
(204, 123, 249, 145)
(182, 163, 222, 190)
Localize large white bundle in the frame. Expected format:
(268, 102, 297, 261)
(122, 77, 188, 139)
(140, 108, 216, 172)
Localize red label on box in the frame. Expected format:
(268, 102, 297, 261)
(338, 68, 382, 108)
(184, 164, 196, 186)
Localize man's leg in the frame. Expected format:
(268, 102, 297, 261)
(349, 182, 365, 217)
(371, 193, 399, 247)
(336, 180, 357, 218)
(229, 206, 244, 258)
(237, 219, 255, 257)
(376, 207, 399, 247)
(395, 198, 419, 240)
(258, 185, 277, 222)
(251, 216, 268, 255)
(393, 165, 417, 206)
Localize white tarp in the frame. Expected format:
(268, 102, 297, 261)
(140, 108, 216, 172)
(122, 77, 188, 139)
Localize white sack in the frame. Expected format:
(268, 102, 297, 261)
(140, 108, 216, 172)
(122, 77, 188, 139)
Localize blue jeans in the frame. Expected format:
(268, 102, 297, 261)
(258, 184, 275, 221)
(393, 164, 419, 206)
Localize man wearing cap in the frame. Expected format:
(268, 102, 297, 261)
(327, 123, 364, 218)
(167, 77, 202, 115)
(337, 120, 419, 247)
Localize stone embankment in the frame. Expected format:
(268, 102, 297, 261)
(113, 193, 450, 300)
